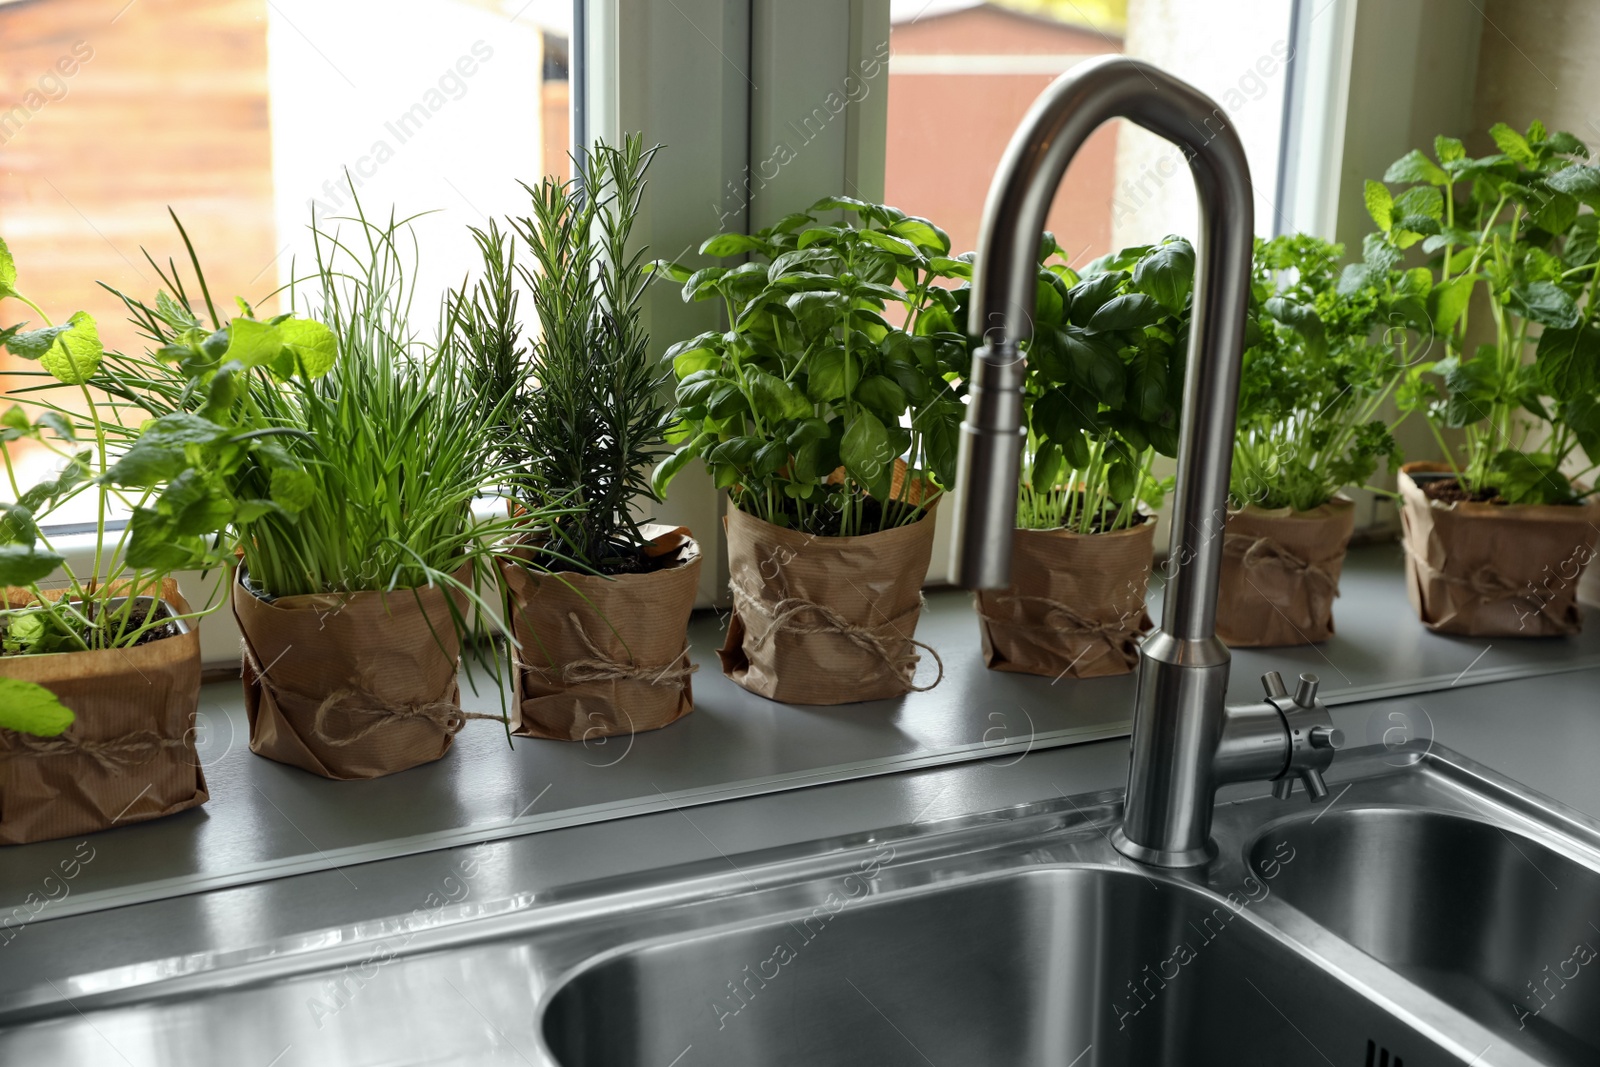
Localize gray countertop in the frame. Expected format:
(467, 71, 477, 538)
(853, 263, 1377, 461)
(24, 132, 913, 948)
(2, 544, 1598, 1010)
(5, 542, 1598, 926)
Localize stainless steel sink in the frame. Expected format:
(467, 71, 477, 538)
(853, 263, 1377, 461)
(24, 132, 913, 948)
(1250, 808, 1600, 1065)
(542, 865, 1445, 1067)
(2, 743, 1596, 1066)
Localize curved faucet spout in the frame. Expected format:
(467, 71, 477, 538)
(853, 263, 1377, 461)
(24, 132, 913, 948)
(956, 54, 1253, 644)
(956, 56, 1285, 868)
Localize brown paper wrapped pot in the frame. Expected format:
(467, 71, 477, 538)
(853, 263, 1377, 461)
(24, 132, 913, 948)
(233, 567, 476, 780)
(1, 580, 207, 846)
(1399, 462, 1600, 636)
(975, 521, 1154, 679)
(719, 504, 940, 705)
(501, 526, 702, 741)
(1216, 497, 1355, 648)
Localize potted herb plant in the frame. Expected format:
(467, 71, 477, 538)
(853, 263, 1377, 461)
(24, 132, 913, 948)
(970, 236, 1187, 678)
(460, 136, 702, 741)
(101, 208, 520, 779)
(652, 196, 967, 705)
(0, 235, 241, 843)
(1387, 122, 1600, 635)
(1218, 233, 1409, 647)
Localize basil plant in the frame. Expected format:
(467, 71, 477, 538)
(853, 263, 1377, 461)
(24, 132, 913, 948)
(1386, 121, 1600, 504)
(1003, 235, 1191, 533)
(651, 197, 969, 538)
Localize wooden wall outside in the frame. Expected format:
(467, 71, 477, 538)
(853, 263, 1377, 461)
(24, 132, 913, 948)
(1, 0, 278, 378)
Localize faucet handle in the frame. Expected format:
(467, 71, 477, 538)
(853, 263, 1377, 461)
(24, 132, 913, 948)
(1299, 768, 1330, 801)
(1263, 667, 1337, 804)
(1293, 673, 1320, 708)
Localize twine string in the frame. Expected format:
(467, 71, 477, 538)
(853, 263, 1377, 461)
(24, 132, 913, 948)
(240, 640, 503, 747)
(0, 730, 187, 772)
(730, 580, 945, 693)
(523, 612, 698, 689)
(976, 593, 1141, 640)
(1399, 539, 1528, 602)
(1224, 533, 1341, 593)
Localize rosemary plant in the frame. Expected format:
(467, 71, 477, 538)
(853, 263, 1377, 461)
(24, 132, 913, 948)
(457, 135, 672, 573)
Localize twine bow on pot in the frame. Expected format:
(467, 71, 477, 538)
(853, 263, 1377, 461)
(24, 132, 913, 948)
(309, 690, 507, 748)
(1225, 534, 1340, 590)
(523, 612, 699, 690)
(729, 579, 945, 692)
(0, 729, 190, 773)
(1399, 540, 1527, 603)
(979, 593, 1140, 641)
(240, 641, 504, 748)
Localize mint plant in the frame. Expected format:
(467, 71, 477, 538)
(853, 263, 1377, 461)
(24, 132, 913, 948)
(650, 196, 969, 537)
(1384, 121, 1600, 504)
(0, 231, 305, 733)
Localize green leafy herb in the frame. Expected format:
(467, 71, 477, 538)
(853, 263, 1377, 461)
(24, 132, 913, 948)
(1386, 119, 1600, 504)
(0, 677, 74, 738)
(455, 135, 672, 572)
(1230, 234, 1409, 512)
(0, 230, 233, 654)
(995, 234, 1187, 532)
(652, 196, 968, 537)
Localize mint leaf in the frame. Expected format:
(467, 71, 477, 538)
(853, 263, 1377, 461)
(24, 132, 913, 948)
(0, 235, 16, 298)
(224, 317, 284, 369)
(1490, 122, 1537, 167)
(269, 467, 316, 513)
(1364, 180, 1394, 232)
(41, 312, 103, 384)
(1385, 149, 1448, 186)
(5, 324, 71, 360)
(0, 678, 75, 737)
(1546, 165, 1600, 209)
(1508, 281, 1581, 330)
(0, 542, 66, 586)
(272, 318, 337, 380)
(1434, 136, 1466, 165)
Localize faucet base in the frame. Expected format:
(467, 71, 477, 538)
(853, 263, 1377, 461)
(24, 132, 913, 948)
(1110, 826, 1217, 869)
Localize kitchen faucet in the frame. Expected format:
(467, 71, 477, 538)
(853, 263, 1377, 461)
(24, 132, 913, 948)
(955, 56, 1342, 868)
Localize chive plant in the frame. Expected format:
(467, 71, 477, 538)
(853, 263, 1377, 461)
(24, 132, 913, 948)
(92, 204, 524, 650)
(456, 135, 672, 574)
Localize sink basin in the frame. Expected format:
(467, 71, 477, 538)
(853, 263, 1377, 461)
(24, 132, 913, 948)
(543, 865, 1446, 1067)
(1251, 808, 1600, 1066)
(1, 744, 1591, 1066)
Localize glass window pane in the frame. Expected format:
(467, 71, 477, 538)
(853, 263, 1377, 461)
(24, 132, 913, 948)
(885, 0, 1293, 266)
(0, 0, 575, 525)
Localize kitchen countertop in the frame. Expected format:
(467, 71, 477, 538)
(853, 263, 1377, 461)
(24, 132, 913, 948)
(3, 664, 1599, 1013)
(5, 542, 1598, 928)
(2, 544, 1598, 1012)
